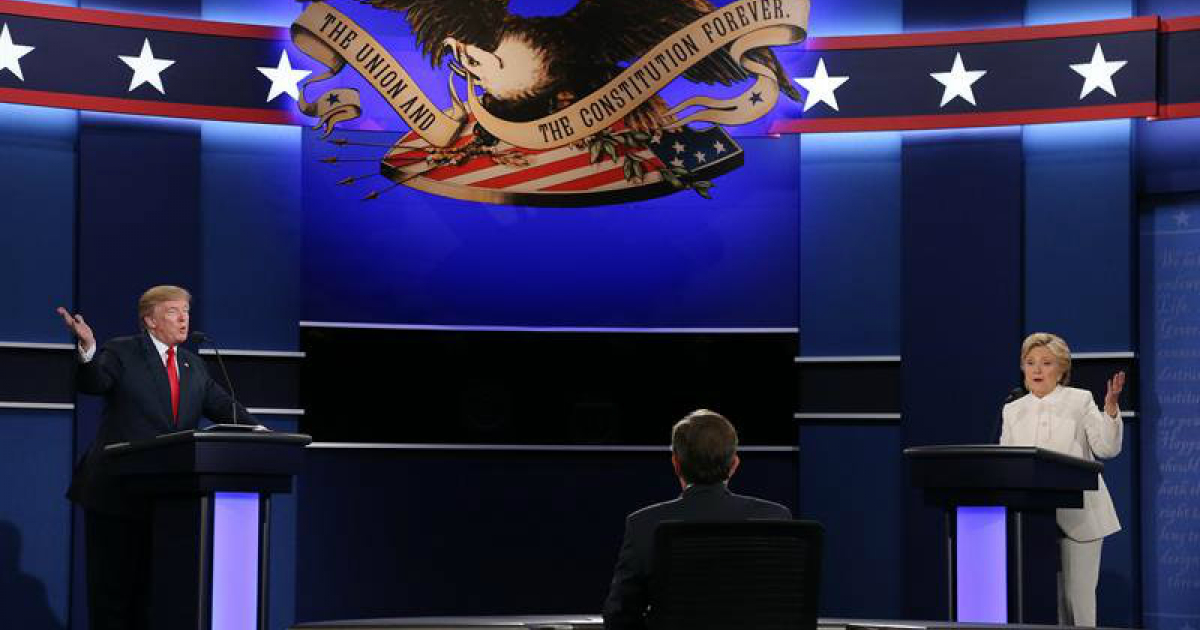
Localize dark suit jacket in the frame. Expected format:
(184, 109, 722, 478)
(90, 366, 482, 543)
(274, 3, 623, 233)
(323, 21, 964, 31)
(67, 333, 253, 514)
(602, 482, 792, 630)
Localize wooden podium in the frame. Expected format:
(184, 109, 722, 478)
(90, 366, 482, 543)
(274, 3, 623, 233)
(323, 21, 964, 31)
(904, 445, 1102, 624)
(105, 429, 311, 630)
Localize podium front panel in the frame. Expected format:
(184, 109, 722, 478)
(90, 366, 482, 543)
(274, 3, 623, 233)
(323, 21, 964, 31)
(213, 492, 262, 630)
(954, 506, 1007, 623)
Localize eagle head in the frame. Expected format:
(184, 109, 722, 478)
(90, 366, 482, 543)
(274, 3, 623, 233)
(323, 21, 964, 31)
(448, 32, 555, 102)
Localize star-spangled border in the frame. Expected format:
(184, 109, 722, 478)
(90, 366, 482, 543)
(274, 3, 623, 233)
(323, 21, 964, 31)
(0, 1, 1198, 132)
(0, 0, 294, 124)
(0, 0, 278, 38)
(771, 16, 1163, 134)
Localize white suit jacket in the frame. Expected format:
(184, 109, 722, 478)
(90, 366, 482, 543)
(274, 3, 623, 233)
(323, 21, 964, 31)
(1001, 385, 1123, 542)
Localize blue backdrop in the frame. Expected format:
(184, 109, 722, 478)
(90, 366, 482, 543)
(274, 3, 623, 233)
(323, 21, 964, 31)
(300, 132, 799, 327)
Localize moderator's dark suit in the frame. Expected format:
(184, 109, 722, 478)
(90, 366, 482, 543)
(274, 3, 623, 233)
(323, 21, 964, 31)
(602, 483, 792, 630)
(68, 332, 252, 630)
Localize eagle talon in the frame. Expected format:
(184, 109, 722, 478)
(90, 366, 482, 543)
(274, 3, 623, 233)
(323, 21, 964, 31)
(471, 123, 499, 147)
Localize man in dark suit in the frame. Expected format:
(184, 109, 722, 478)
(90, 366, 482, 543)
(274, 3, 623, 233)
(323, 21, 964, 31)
(57, 285, 253, 630)
(602, 409, 792, 630)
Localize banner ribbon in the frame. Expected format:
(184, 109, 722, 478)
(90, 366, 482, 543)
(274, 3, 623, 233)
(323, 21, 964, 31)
(291, 0, 809, 149)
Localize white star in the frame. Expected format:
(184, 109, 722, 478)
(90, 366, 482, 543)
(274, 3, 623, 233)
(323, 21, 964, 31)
(1070, 43, 1127, 99)
(257, 50, 311, 102)
(672, 141, 685, 153)
(670, 157, 684, 168)
(930, 52, 987, 107)
(119, 38, 175, 94)
(0, 23, 35, 81)
(712, 141, 726, 154)
(795, 58, 849, 112)
(1174, 211, 1191, 228)
(694, 151, 707, 163)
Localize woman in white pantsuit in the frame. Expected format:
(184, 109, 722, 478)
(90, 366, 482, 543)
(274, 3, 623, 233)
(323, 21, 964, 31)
(1000, 332, 1125, 628)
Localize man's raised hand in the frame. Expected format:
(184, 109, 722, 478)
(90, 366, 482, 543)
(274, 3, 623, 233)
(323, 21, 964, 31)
(56, 307, 95, 353)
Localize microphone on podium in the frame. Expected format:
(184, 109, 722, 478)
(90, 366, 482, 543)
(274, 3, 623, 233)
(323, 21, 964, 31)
(1003, 386, 1027, 405)
(190, 331, 265, 433)
(993, 386, 1027, 443)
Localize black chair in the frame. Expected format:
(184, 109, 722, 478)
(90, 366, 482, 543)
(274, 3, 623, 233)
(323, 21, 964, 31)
(648, 520, 824, 630)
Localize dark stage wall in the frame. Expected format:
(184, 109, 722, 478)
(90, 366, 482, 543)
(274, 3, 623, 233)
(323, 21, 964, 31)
(292, 448, 798, 622)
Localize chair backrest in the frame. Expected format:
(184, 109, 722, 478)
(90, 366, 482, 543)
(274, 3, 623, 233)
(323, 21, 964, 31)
(648, 520, 824, 630)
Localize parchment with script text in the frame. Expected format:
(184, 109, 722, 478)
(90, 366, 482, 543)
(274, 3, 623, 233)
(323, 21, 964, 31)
(1141, 201, 1200, 630)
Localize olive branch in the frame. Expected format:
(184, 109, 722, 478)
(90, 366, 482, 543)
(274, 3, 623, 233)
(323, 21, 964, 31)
(581, 130, 715, 199)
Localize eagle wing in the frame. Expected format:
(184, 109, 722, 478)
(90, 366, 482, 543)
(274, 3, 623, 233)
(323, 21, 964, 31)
(565, 0, 758, 86)
(360, 0, 511, 67)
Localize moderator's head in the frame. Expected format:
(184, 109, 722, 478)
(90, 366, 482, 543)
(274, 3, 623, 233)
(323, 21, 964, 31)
(671, 409, 739, 485)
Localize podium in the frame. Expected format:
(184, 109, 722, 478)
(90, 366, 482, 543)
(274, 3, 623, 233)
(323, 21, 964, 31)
(105, 429, 311, 630)
(903, 445, 1102, 625)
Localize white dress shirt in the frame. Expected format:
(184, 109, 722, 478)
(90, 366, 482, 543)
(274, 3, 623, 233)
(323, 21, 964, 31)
(79, 335, 174, 366)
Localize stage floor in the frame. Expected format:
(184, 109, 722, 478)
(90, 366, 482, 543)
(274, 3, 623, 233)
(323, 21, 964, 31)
(291, 615, 1123, 630)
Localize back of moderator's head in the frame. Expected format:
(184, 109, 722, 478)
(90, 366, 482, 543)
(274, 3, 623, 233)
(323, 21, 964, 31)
(671, 409, 738, 485)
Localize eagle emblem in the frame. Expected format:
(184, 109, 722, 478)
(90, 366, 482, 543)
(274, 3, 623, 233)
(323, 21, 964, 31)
(292, 0, 810, 205)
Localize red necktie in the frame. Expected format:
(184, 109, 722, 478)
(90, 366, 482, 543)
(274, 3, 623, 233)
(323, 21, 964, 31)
(166, 346, 180, 424)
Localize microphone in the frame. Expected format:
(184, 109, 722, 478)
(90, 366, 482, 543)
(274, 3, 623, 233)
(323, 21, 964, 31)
(993, 386, 1027, 443)
(1003, 386, 1026, 405)
(191, 331, 258, 432)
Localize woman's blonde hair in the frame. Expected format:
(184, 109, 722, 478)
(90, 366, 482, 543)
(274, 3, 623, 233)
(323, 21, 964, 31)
(1021, 332, 1071, 386)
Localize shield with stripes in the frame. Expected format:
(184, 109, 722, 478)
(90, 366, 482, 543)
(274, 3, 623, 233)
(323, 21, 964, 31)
(379, 121, 744, 206)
